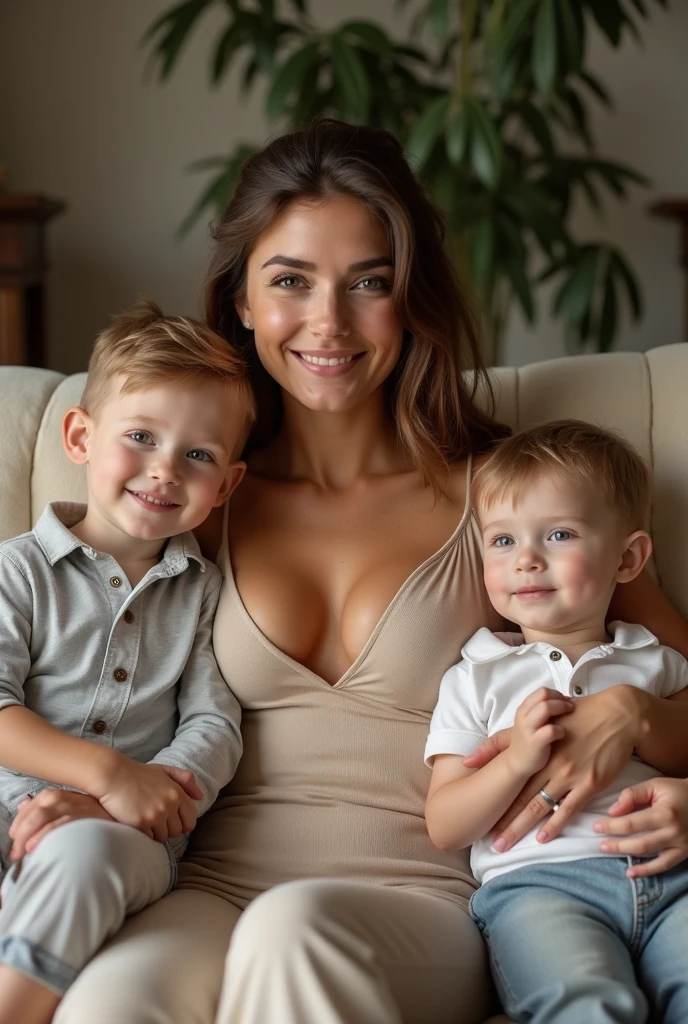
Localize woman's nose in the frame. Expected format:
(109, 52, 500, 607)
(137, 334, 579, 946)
(308, 288, 350, 340)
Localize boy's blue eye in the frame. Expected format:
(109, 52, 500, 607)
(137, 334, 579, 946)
(187, 449, 213, 463)
(493, 536, 514, 547)
(128, 431, 154, 445)
(550, 530, 572, 542)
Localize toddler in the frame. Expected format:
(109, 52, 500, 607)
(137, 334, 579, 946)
(425, 420, 688, 1023)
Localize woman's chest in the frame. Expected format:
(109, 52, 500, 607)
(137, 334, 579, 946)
(227, 475, 468, 685)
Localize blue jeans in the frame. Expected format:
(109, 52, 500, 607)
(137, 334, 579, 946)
(470, 857, 688, 1023)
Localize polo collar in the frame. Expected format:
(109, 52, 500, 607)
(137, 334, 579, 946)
(33, 501, 206, 573)
(461, 621, 658, 665)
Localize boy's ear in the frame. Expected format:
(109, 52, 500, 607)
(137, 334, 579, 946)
(615, 530, 653, 585)
(213, 461, 246, 508)
(62, 407, 93, 466)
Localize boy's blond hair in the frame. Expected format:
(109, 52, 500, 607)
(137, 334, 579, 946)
(473, 419, 651, 530)
(82, 299, 256, 451)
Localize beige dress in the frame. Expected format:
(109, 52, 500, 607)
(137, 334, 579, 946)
(178, 457, 502, 910)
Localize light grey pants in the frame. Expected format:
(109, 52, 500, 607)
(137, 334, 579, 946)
(0, 818, 174, 994)
(53, 879, 496, 1024)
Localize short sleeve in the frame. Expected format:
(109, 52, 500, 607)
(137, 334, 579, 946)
(658, 647, 688, 699)
(424, 659, 487, 766)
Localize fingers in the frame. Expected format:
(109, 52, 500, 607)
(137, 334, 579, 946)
(161, 766, 203, 801)
(606, 782, 653, 817)
(626, 850, 684, 878)
(24, 816, 71, 854)
(599, 829, 676, 858)
(164, 810, 184, 840)
(462, 729, 512, 769)
(520, 688, 574, 719)
(593, 807, 659, 837)
(493, 789, 560, 852)
(177, 794, 198, 834)
(535, 783, 594, 844)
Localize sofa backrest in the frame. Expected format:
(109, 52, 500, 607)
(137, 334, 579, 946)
(1, 343, 687, 618)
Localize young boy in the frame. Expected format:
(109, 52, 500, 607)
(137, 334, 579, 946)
(0, 300, 255, 1024)
(425, 420, 688, 1024)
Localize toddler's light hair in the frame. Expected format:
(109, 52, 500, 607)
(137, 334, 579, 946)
(81, 299, 256, 453)
(473, 419, 651, 530)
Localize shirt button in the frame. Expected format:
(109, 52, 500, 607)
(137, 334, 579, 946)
(109, 576, 123, 588)
(573, 684, 583, 696)
(123, 610, 134, 624)
(113, 668, 128, 683)
(549, 650, 562, 661)
(92, 719, 107, 734)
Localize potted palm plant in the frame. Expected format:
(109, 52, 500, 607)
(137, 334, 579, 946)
(144, 0, 668, 362)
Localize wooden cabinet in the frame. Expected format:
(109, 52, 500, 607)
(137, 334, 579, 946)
(0, 193, 65, 367)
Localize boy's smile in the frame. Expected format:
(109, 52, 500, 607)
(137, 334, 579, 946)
(479, 475, 647, 646)
(64, 378, 246, 566)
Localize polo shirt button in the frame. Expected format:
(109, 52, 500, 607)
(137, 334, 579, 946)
(123, 610, 134, 624)
(109, 576, 122, 588)
(113, 668, 128, 683)
(549, 650, 562, 661)
(573, 684, 583, 696)
(92, 719, 107, 734)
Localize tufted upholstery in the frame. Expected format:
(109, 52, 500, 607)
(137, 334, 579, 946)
(1, 344, 687, 1024)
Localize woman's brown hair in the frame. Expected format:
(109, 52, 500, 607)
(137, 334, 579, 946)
(204, 118, 508, 486)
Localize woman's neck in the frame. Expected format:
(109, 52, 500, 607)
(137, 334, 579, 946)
(256, 389, 411, 489)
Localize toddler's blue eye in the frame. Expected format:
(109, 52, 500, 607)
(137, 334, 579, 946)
(128, 431, 154, 445)
(550, 530, 572, 542)
(493, 536, 514, 547)
(187, 449, 213, 462)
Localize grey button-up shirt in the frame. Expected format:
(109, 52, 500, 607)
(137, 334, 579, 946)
(0, 503, 242, 865)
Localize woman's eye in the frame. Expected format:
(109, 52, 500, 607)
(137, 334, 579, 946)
(128, 431, 154, 445)
(493, 536, 514, 547)
(356, 276, 391, 292)
(272, 274, 304, 289)
(187, 449, 213, 463)
(550, 530, 572, 542)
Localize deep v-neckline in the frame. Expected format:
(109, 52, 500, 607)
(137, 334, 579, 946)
(221, 456, 474, 689)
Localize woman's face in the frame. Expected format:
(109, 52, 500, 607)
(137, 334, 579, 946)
(237, 193, 404, 413)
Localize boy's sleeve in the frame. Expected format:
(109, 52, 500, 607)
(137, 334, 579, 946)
(658, 647, 688, 698)
(423, 658, 487, 766)
(0, 553, 53, 834)
(149, 570, 242, 817)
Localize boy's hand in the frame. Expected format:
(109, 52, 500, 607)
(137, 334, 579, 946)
(95, 756, 203, 841)
(593, 777, 688, 877)
(506, 688, 574, 777)
(9, 790, 113, 860)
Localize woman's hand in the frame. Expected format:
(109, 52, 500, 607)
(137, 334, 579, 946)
(481, 686, 642, 852)
(593, 777, 688, 877)
(8, 790, 114, 860)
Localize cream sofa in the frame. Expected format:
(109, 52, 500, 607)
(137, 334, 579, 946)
(1, 344, 687, 1024)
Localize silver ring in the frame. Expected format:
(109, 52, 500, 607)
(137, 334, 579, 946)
(539, 789, 560, 813)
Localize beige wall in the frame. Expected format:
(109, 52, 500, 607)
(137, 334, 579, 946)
(1, 0, 686, 373)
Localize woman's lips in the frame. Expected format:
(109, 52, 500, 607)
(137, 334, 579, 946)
(290, 350, 365, 377)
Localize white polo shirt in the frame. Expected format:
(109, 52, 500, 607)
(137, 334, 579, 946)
(424, 622, 688, 884)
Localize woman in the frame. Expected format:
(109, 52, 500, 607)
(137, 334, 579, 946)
(55, 120, 688, 1024)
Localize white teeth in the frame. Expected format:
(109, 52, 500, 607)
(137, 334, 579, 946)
(134, 492, 176, 507)
(300, 353, 355, 365)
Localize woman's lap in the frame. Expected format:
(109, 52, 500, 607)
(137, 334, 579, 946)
(55, 880, 493, 1024)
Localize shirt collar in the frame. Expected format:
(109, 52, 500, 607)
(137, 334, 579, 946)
(33, 501, 206, 574)
(461, 621, 658, 665)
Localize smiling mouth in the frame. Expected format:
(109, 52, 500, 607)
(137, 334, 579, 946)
(128, 490, 180, 510)
(290, 350, 365, 376)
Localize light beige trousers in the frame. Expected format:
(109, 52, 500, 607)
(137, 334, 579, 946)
(54, 879, 495, 1024)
